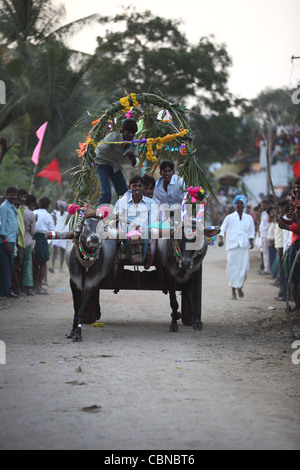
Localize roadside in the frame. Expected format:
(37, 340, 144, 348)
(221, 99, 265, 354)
(0, 246, 299, 450)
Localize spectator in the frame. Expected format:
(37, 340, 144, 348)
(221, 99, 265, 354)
(0, 186, 19, 298)
(22, 194, 37, 295)
(267, 206, 277, 279)
(218, 195, 255, 300)
(274, 199, 289, 300)
(49, 201, 68, 273)
(33, 197, 55, 294)
(259, 199, 271, 275)
(12, 189, 27, 296)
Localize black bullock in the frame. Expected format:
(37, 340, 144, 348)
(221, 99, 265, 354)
(157, 220, 219, 332)
(65, 216, 116, 342)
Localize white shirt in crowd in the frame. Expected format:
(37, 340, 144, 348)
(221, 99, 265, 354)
(259, 211, 270, 238)
(33, 208, 55, 233)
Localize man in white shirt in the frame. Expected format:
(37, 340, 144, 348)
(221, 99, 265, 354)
(259, 199, 271, 274)
(33, 197, 55, 294)
(218, 195, 255, 300)
(113, 175, 159, 269)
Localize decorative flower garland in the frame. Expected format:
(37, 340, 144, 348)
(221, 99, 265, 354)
(120, 93, 139, 113)
(145, 129, 189, 161)
(76, 136, 97, 158)
(76, 128, 189, 163)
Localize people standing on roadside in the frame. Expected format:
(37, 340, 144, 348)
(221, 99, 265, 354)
(274, 199, 289, 300)
(33, 197, 55, 294)
(0, 187, 19, 298)
(22, 194, 37, 295)
(218, 195, 255, 300)
(49, 201, 68, 273)
(258, 199, 271, 275)
(12, 189, 27, 296)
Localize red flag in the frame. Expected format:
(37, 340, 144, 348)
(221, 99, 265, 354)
(36, 158, 62, 185)
(32, 122, 48, 165)
(293, 160, 300, 179)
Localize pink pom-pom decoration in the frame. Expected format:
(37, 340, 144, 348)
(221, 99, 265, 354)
(68, 203, 81, 215)
(96, 206, 111, 219)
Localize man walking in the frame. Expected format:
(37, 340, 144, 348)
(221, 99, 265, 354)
(218, 195, 255, 300)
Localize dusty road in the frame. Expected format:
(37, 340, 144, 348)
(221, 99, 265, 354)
(0, 246, 299, 450)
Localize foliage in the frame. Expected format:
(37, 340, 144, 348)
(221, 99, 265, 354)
(250, 86, 300, 129)
(0, 0, 99, 201)
(72, 92, 217, 206)
(88, 8, 232, 105)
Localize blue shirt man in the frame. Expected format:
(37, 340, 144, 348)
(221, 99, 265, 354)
(0, 187, 19, 297)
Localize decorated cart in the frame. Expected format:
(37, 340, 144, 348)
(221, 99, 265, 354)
(61, 92, 220, 329)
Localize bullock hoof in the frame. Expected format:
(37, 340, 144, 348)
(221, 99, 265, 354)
(171, 311, 181, 321)
(193, 321, 203, 331)
(72, 334, 82, 342)
(170, 322, 179, 332)
(66, 329, 75, 339)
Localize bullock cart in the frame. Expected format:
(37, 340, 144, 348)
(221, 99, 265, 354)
(61, 92, 221, 339)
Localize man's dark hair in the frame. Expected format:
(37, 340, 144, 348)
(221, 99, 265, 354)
(129, 174, 143, 185)
(295, 178, 300, 185)
(39, 196, 51, 209)
(122, 118, 138, 133)
(6, 186, 17, 195)
(17, 188, 28, 197)
(142, 174, 156, 188)
(25, 194, 37, 206)
(160, 160, 174, 172)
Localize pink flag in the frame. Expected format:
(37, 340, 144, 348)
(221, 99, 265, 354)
(31, 122, 48, 165)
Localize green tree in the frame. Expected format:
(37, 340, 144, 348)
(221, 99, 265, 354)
(0, 0, 99, 198)
(88, 8, 232, 105)
(87, 8, 255, 167)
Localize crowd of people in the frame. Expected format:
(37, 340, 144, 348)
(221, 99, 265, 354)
(0, 183, 70, 298)
(255, 123, 300, 167)
(217, 179, 300, 305)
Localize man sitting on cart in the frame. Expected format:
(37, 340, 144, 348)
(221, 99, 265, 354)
(113, 175, 159, 269)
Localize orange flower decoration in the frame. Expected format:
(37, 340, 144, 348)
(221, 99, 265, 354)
(92, 117, 100, 125)
(76, 141, 87, 158)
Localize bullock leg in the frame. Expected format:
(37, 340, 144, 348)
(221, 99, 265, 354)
(67, 279, 81, 339)
(192, 266, 203, 331)
(168, 278, 181, 332)
(72, 288, 99, 342)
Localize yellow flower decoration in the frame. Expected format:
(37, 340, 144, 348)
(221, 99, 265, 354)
(120, 93, 139, 113)
(130, 93, 139, 107)
(144, 129, 189, 160)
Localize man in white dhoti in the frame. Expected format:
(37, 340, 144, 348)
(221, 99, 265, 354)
(218, 195, 255, 300)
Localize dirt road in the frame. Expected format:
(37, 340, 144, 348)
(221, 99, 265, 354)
(0, 246, 299, 450)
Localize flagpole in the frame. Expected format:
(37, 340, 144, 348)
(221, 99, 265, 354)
(29, 164, 37, 193)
